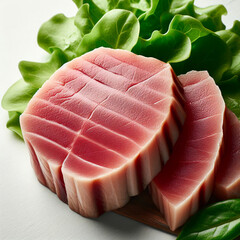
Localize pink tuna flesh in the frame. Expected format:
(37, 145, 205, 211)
(149, 71, 225, 231)
(215, 109, 240, 199)
(20, 47, 185, 217)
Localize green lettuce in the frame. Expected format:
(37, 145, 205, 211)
(169, 15, 231, 81)
(178, 199, 240, 240)
(231, 20, 240, 36)
(219, 77, 240, 120)
(217, 24, 240, 81)
(74, 1, 105, 36)
(37, 14, 82, 60)
(194, 4, 227, 31)
(6, 112, 23, 138)
(2, 79, 38, 138)
(133, 29, 191, 63)
(2, 79, 38, 113)
(77, 9, 140, 55)
(19, 48, 68, 88)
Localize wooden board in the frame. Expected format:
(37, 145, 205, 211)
(114, 192, 240, 240)
(113, 190, 180, 236)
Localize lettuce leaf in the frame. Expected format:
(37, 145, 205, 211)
(194, 4, 227, 32)
(6, 112, 23, 138)
(38, 14, 82, 60)
(169, 15, 231, 81)
(2, 79, 38, 113)
(173, 34, 231, 82)
(138, 0, 170, 38)
(77, 9, 139, 55)
(219, 78, 240, 120)
(1, 79, 38, 138)
(130, 0, 151, 14)
(133, 29, 191, 63)
(139, 0, 226, 38)
(74, 3, 104, 36)
(231, 20, 240, 36)
(178, 199, 240, 240)
(169, 15, 211, 42)
(19, 48, 68, 88)
(217, 25, 240, 81)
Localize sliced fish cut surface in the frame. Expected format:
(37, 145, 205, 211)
(20, 47, 185, 217)
(150, 71, 225, 231)
(215, 109, 240, 199)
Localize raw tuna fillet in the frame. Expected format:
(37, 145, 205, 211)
(149, 71, 225, 231)
(20, 47, 185, 217)
(215, 109, 240, 199)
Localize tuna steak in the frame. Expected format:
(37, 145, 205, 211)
(215, 109, 240, 199)
(149, 71, 225, 231)
(20, 47, 185, 217)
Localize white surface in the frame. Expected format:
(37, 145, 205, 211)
(0, 1, 239, 240)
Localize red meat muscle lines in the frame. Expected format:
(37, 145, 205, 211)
(150, 71, 225, 231)
(20, 47, 185, 217)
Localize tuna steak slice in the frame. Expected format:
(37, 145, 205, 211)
(20, 47, 185, 217)
(215, 109, 240, 199)
(149, 71, 225, 231)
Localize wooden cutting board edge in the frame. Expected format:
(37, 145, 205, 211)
(113, 190, 180, 236)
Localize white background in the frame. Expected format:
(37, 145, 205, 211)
(0, 0, 239, 239)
